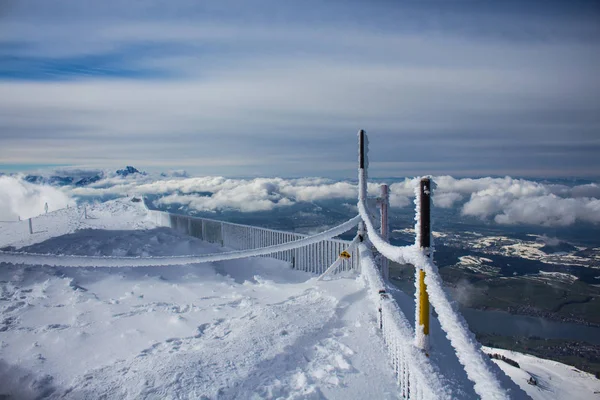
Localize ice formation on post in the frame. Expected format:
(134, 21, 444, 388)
(356, 129, 524, 400)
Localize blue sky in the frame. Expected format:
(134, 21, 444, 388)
(1, 1, 599, 178)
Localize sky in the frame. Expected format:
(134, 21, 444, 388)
(1, 1, 599, 178)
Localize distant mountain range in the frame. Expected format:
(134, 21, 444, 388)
(24, 166, 145, 187)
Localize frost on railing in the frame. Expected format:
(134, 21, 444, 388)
(0, 213, 361, 270)
(359, 242, 451, 400)
(149, 210, 361, 275)
(356, 130, 526, 400)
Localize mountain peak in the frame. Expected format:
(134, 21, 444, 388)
(116, 166, 145, 177)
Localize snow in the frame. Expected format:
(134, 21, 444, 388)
(2, 195, 599, 399)
(456, 256, 501, 276)
(531, 271, 579, 284)
(483, 346, 600, 400)
(0, 199, 155, 251)
(0, 199, 400, 399)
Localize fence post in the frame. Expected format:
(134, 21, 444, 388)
(358, 129, 368, 201)
(220, 222, 224, 247)
(416, 178, 431, 352)
(380, 184, 389, 280)
(28, 218, 33, 234)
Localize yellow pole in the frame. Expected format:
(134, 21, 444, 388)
(419, 269, 430, 336)
(417, 178, 431, 349)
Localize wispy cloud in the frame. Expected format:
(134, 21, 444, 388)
(0, 176, 74, 220)
(1, 166, 600, 226)
(1, 1, 599, 177)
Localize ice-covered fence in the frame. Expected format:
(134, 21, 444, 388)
(148, 210, 360, 275)
(356, 130, 526, 400)
(359, 242, 451, 400)
(0, 214, 361, 269)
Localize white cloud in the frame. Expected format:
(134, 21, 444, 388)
(71, 174, 600, 226)
(434, 192, 464, 209)
(4, 171, 599, 227)
(156, 179, 295, 212)
(1, 13, 599, 177)
(0, 176, 75, 221)
(493, 195, 600, 226)
(455, 178, 600, 226)
(69, 175, 368, 213)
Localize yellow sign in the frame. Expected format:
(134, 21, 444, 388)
(340, 251, 351, 259)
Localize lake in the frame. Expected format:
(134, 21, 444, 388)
(461, 307, 600, 345)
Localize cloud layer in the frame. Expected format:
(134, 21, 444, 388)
(0, 176, 74, 221)
(66, 172, 600, 226)
(435, 176, 600, 226)
(2, 170, 599, 227)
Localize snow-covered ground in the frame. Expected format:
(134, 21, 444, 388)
(1, 199, 599, 399)
(484, 347, 600, 400)
(0, 200, 400, 399)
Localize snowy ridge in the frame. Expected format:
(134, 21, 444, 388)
(0, 215, 361, 268)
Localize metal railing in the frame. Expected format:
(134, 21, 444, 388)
(148, 210, 360, 275)
(359, 240, 451, 399)
(357, 130, 526, 400)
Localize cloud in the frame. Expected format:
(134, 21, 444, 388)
(68, 175, 369, 212)
(1, 2, 599, 177)
(434, 192, 464, 209)
(387, 175, 600, 226)
(3, 169, 599, 227)
(452, 177, 600, 226)
(492, 195, 600, 226)
(548, 183, 600, 199)
(65, 173, 600, 226)
(0, 176, 74, 220)
(155, 179, 295, 212)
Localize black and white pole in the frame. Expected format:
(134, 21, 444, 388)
(380, 184, 389, 280)
(358, 129, 368, 202)
(416, 177, 431, 352)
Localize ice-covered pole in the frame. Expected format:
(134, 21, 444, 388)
(358, 129, 368, 202)
(416, 178, 431, 352)
(380, 184, 389, 280)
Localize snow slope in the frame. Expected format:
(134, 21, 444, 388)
(0, 200, 400, 399)
(1, 199, 599, 399)
(484, 347, 600, 400)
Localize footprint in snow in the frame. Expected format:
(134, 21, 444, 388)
(195, 323, 211, 337)
(43, 324, 70, 332)
(3, 300, 27, 313)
